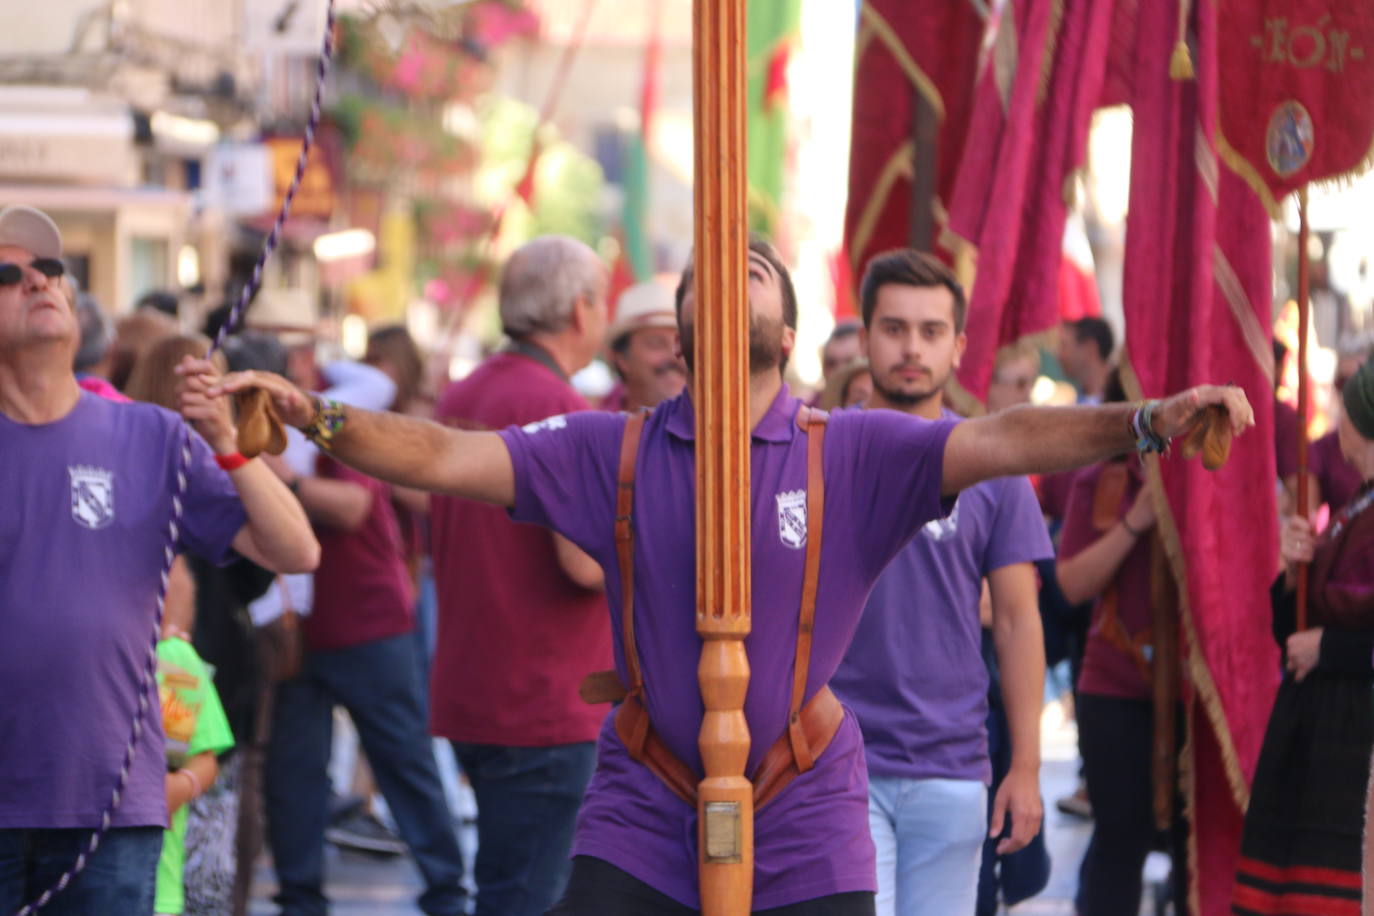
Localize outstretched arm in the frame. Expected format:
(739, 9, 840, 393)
(206, 365, 515, 507)
(941, 385, 1254, 495)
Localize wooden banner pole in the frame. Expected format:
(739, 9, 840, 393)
(692, 0, 754, 913)
(1296, 187, 1311, 632)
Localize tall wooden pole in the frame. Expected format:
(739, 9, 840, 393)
(1295, 187, 1311, 631)
(692, 1, 753, 913)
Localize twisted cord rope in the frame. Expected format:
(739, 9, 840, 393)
(15, 3, 335, 912)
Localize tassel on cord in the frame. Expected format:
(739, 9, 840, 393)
(1171, 0, 1195, 80)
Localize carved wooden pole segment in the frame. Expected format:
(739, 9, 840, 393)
(692, 0, 753, 913)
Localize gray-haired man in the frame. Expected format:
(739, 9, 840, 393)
(429, 235, 612, 916)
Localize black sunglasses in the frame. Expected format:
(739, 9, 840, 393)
(0, 258, 64, 286)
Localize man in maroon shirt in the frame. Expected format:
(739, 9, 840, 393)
(265, 426, 466, 915)
(429, 235, 612, 916)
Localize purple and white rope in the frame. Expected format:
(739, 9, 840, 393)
(15, 3, 335, 913)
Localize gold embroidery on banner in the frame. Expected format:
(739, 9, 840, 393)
(993, 4, 1017, 113)
(1250, 15, 1365, 73)
(1212, 245, 1276, 385)
(1196, 126, 1219, 205)
(859, 5, 947, 121)
(854, 20, 874, 66)
(849, 140, 915, 271)
(1037, 0, 1066, 107)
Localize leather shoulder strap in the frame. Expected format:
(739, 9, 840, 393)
(788, 406, 828, 772)
(616, 409, 649, 697)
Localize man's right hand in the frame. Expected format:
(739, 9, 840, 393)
(1280, 515, 1316, 570)
(1151, 384, 1254, 443)
(210, 370, 319, 430)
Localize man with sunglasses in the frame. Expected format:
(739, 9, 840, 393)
(0, 205, 321, 916)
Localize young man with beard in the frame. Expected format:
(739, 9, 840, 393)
(830, 249, 1051, 915)
(202, 237, 1254, 915)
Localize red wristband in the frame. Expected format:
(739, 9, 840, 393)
(215, 451, 250, 472)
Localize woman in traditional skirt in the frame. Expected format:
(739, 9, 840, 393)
(1232, 357, 1374, 916)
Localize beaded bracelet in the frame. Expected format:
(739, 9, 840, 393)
(303, 397, 347, 449)
(1130, 399, 1169, 455)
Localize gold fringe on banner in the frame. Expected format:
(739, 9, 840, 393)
(1119, 357, 1251, 813)
(1217, 127, 1374, 220)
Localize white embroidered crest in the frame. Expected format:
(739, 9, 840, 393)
(69, 465, 115, 530)
(776, 489, 807, 550)
(521, 415, 568, 435)
(921, 495, 961, 542)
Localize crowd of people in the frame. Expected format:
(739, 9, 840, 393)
(1, 199, 1369, 916)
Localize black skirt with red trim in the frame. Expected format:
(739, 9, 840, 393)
(1232, 671, 1373, 916)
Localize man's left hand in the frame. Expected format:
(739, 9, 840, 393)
(177, 355, 237, 456)
(1151, 384, 1254, 443)
(989, 766, 1043, 854)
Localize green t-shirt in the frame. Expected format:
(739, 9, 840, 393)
(154, 637, 234, 915)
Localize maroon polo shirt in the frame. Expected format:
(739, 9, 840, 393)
(429, 350, 611, 746)
(1059, 460, 1153, 701)
(1311, 429, 1364, 514)
(305, 456, 416, 652)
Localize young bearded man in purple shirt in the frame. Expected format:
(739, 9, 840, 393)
(0, 205, 319, 916)
(207, 237, 1255, 915)
(830, 250, 1051, 915)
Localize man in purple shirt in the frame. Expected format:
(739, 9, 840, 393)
(830, 250, 1051, 915)
(0, 204, 319, 916)
(213, 237, 1254, 914)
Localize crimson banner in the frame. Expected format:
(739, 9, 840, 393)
(1217, 3, 1374, 211)
(842, 1, 985, 282)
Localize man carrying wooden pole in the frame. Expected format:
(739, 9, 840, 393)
(206, 5, 1257, 911)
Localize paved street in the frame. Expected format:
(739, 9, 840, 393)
(250, 701, 1173, 915)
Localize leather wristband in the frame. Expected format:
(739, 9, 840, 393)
(215, 451, 250, 472)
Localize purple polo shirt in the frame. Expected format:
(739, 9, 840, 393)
(0, 392, 246, 829)
(498, 386, 956, 909)
(833, 411, 1051, 784)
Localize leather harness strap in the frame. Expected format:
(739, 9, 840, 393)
(597, 404, 841, 811)
(788, 406, 828, 773)
(616, 409, 649, 703)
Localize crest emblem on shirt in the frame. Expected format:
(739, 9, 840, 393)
(521, 415, 567, 435)
(776, 489, 807, 550)
(68, 465, 115, 530)
(921, 495, 961, 542)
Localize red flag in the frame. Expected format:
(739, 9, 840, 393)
(1121, 2, 1280, 911)
(945, 0, 1116, 403)
(842, 2, 987, 279)
(829, 246, 857, 320)
(764, 42, 791, 110)
(1217, 3, 1374, 212)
